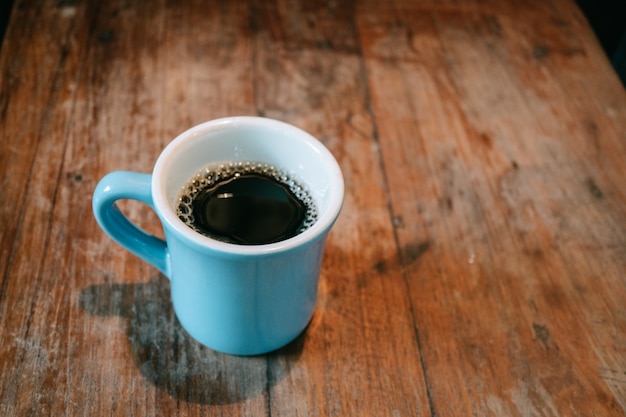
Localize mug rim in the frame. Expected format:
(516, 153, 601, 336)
(152, 116, 344, 256)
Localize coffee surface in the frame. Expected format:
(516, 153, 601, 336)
(177, 162, 317, 245)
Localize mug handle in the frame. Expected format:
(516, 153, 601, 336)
(92, 171, 171, 278)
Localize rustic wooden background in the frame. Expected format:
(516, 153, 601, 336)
(1, 0, 625, 415)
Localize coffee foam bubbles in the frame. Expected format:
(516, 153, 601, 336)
(176, 161, 318, 242)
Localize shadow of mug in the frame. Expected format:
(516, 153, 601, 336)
(78, 275, 306, 405)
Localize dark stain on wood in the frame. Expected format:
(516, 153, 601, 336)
(587, 178, 604, 200)
(373, 260, 388, 274)
(66, 172, 83, 182)
(533, 44, 550, 61)
(98, 30, 114, 43)
(477, 132, 493, 149)
(392, 215, 405, 229)
(56, 0, 76, 7)
(533, 323, 551, 348)
(401, 241, 431, 267)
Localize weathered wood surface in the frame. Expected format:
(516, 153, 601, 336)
(1, 0, 625, 415)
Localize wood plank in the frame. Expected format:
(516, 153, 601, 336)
(0, 0, 80, 312)
(1, 0, 264, 416)
(252, 1, 431, 415)
(358, 0, 626, 415)
(0, 1, 89, 414)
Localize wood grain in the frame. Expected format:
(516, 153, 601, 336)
(1, 0, 625, 416)
(359, 0, 626, 415)
(253, 2, 430, 415)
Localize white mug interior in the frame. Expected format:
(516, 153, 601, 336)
(152, 117, 344, 254)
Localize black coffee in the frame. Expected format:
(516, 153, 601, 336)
(177, 162, 317, 245)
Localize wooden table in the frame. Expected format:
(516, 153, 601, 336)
(1, 0, 625, 415)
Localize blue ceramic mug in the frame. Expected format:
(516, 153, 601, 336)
(92, 117, 344, 355)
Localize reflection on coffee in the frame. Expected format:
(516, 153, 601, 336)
(177, 161, 317, 245)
